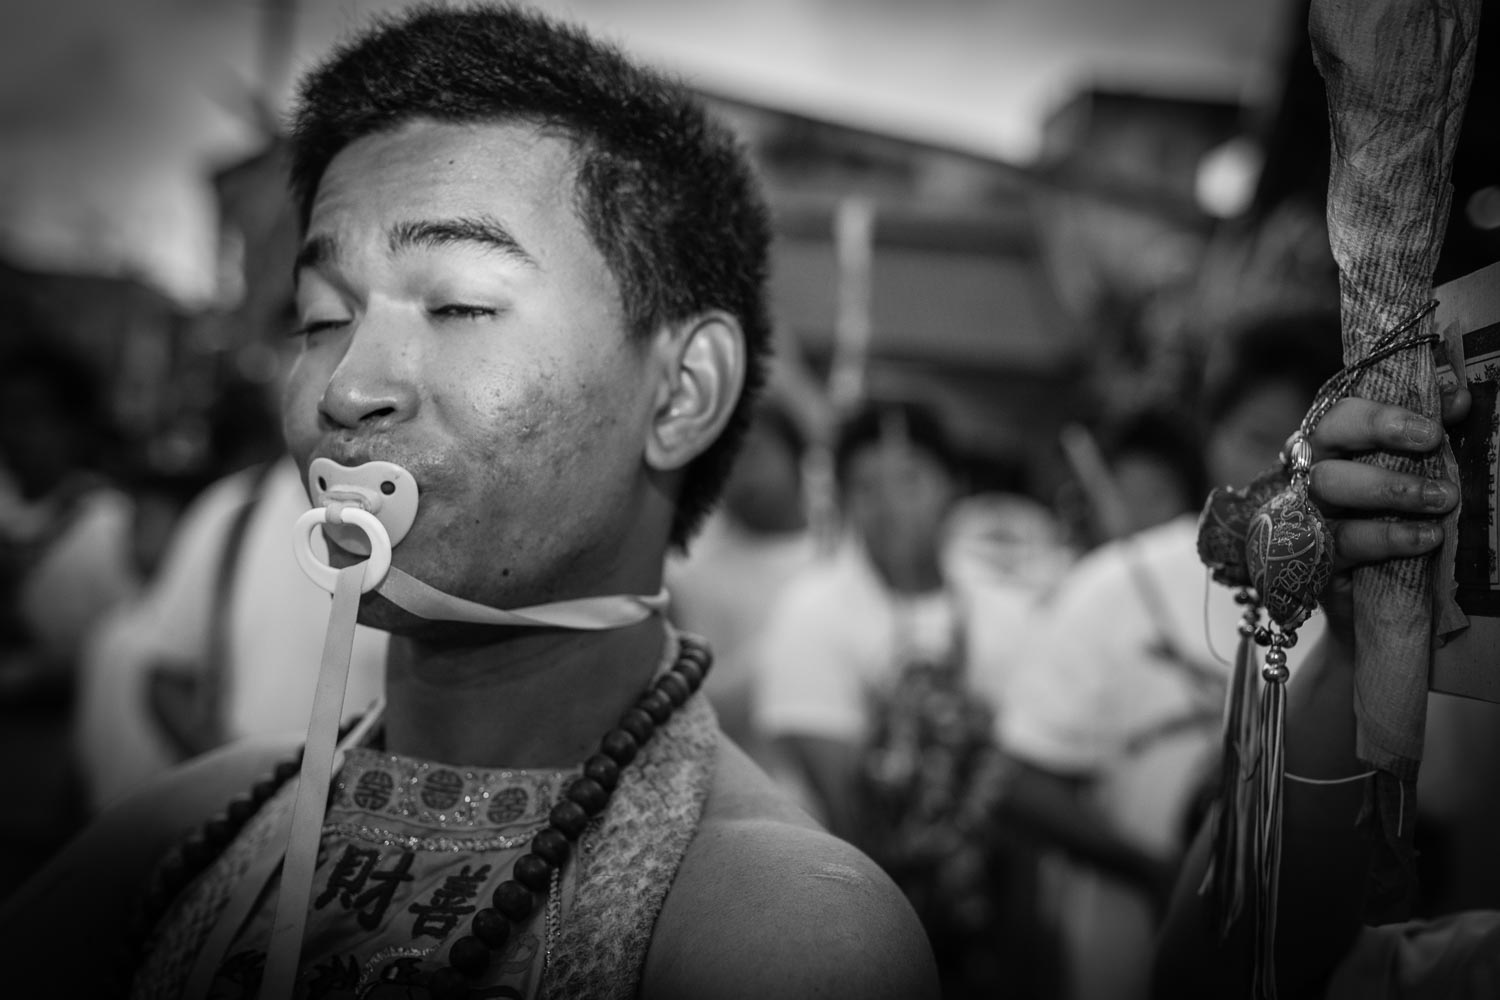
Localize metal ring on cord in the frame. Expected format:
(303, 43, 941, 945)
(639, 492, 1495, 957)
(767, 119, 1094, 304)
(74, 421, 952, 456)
(293, 506, 392, 594)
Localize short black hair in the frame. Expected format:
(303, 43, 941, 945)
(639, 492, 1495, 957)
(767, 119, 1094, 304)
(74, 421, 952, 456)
(287, 3, 773, 546)
(832, 399, 959, 491)
(1202, 310, 1346, 428)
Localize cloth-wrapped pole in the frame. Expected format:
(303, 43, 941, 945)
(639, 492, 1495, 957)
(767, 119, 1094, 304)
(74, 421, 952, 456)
(1308, 0, 1480, 921)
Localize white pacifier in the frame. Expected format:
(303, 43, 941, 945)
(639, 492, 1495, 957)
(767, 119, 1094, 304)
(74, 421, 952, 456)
(293, 458, 419, 594)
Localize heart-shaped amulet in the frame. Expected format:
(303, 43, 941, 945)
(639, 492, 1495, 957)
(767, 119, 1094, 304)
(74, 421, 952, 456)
(1245, 478, 1333, 632)
(1197, 466, 1291, 589)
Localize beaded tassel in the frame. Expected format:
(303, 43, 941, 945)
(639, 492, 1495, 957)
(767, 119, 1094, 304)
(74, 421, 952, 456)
(1202, 590, 1261, 938)
(1198, 463, 1290, 947)
(1254, 641, 1290, 1000)
(1198, 433, 1328, 1000)
(1195, 307, 1437, 998)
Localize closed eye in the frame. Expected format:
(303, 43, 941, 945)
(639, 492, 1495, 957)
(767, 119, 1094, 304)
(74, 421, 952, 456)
(430, 304, 499, 321)
(295, 318, 350, 337)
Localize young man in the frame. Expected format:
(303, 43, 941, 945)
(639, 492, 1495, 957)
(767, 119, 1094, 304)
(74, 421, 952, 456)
(0, 7, 936, 998)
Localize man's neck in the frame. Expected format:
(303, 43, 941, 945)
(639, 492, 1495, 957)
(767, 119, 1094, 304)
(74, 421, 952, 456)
(380, 616, 668, 770)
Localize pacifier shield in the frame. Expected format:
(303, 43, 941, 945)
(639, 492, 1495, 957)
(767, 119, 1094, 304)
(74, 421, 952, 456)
(307, 458, 419, 553)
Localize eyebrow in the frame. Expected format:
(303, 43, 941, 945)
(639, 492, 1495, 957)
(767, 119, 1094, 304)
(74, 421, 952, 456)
(388, 216, 538, 267)
(293, 234, 337, 287)
(293, 216, 538, 289)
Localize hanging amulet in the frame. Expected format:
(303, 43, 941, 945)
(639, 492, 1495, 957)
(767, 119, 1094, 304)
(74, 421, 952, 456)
(1197, 465, 1292, 588)
(1245, 435, 1332, 631)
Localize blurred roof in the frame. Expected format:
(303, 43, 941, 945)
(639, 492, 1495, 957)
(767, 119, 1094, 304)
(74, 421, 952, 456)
(0, 0, 1297, 303)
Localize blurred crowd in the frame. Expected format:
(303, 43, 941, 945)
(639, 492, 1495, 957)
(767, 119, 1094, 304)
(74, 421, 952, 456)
(7, 259, 1500, 1000)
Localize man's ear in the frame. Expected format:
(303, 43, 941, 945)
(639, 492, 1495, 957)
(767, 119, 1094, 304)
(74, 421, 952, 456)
(645, 311, 745, 472)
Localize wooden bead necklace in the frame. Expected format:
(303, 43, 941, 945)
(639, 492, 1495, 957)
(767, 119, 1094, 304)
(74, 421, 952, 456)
(123, 634, 712, 999)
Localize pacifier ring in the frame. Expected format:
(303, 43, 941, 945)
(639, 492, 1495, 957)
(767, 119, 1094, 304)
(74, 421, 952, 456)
(294, 506, 392, 594)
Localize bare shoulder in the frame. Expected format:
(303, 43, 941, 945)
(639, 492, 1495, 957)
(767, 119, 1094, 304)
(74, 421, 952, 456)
(642, 737, 938, 1000)
(0, 735, 298, 980)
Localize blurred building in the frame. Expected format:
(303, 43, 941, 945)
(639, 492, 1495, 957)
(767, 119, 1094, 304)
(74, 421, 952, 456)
(708, 93, 1083, 500)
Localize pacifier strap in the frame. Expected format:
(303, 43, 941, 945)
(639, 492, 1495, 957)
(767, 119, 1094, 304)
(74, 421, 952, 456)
(378, 565, 668, 628)
(258, 562, 365, 999)
(184, 708, 381, 999)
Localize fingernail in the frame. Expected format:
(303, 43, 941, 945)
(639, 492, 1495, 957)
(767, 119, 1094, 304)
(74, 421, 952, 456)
(1416, 523, 1441, 547)
(1404, 416, 1438, 445)
(1423, 480, 1453, 509)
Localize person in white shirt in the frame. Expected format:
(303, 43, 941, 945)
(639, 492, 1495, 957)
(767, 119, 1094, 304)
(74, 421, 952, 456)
(666, 396, 819, 756)
(0, 341, 139, 686)
(75, 454, 389, 812)
(754, 398, 1038, 996)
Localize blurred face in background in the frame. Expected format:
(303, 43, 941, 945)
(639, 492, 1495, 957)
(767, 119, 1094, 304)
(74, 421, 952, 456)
(842, 435, 957, 592)
(1112, 452, 1197, 533)
(1204, 379, 1309, 488)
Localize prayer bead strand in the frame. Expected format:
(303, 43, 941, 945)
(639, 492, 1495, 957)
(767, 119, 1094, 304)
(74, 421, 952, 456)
(122, 638, 712, 999)
(426, 635, 711, 999)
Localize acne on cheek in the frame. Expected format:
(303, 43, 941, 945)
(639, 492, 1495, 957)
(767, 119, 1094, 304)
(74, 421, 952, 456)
(466, 365, 624, 496)
(467, 407, 571, 491)
(529, 375, 610, 449)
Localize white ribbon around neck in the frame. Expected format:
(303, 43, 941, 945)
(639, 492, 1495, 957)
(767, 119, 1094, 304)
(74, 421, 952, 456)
(249, 460, 665, 999)
(377, 565, 669, 628)
(293, 456, 668, 629)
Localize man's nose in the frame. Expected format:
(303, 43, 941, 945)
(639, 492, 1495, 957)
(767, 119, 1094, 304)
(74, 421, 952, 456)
(317, 310, 420, 430)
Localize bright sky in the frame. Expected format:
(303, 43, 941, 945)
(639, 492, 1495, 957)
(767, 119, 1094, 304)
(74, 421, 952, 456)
(0, 0, 1294, 304)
